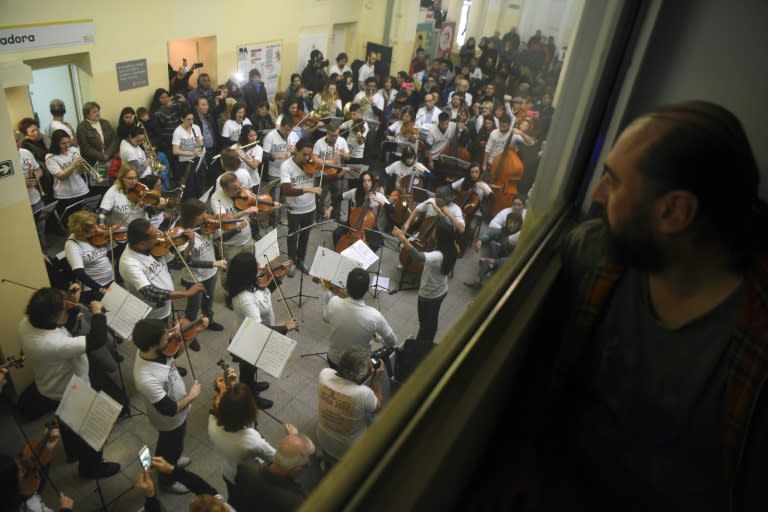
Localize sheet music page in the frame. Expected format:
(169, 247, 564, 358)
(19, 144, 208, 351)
(256, 330, 297, 379)
(370, 275, 390, 291)
(78, 391, 122, 451)
(333, 254, 363, 288)
(228, 317, 269, 366)
(102, 283, 151, 339)
(342, 240, 379, 269)
(254, 228, 280, 262)
(55, 375, 94, 433)
(309, 247, 342, 281)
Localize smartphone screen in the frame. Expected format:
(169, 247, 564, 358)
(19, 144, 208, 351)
(138, 445, 151, 471)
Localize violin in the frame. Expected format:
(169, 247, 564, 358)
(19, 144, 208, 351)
(18, 419, 58, 497)
(312, 276, 348, 298)
(400, 120, 420, 142)
(88, 224, 128, 246)
(200, 213, 248, 234)
(151, 227, 191, 257)
(163, 316, 208, 357)
(301, 154, 350, 177)
(256, 255, 292, 289)
(211, 359, 237, 412)
(233, 187, 286, 212)
(126, 182, 164, 206)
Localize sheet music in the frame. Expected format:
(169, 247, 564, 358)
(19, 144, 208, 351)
(228, 318, 296, 379)
(370, 275, 390, 291)
(101, 283, 151, 339)
(309, 247, 362, 288)
(78, 392, 122, 451)
(254, 228, 280, 263)
(341, 240, 379, 269)
(56, 375, 121, 451)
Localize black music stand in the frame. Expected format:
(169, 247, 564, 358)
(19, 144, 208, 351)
(279, 220, 335, 308)
(364, 228, 394, 298)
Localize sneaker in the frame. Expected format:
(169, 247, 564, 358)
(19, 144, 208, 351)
(207, 321, 224, 331)
(161, 481, 191, 494)
(176, 456, 191, 468)
(256, 396, 274, 410)
(188, 339, 201, 352)
(176, 366, 188, 377)
(79, 461, 120, 479)
(287, 264, 296, 278)
(464, 281, 482, 289)
(252, 381, 270, 393)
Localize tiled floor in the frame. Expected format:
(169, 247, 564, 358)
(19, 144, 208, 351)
(2, 204, 486, 511)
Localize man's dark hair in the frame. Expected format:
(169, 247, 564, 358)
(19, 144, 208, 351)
(132, 318, 167, 352)
(26, 288, 64, 329)
(180, 197, 207, 225)
(365, 77, 378, 86)
(295, 137, 314, 151)
(220, 149, 240, 171)
(249, 68, 261, 80)
(498, 113, 512, 125)
(336, 52, 348, 62)
(346, 268, 369, 300)
(640, 101, 766, 271)
(127, 218, 152, 246)
(438, 112, 450, 123)
(325, 121, 340, 132)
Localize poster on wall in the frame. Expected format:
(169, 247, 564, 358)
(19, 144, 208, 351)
(366, 42, 393, 81)
(414, 21, 435, 57)
(297, 34, 328, 74)
(237, 41, 282, 98)
(436, 22, 455, 58)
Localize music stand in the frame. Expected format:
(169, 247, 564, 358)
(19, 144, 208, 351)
(364, 228, 395, 298)
(33, 201, 59, 224)
(279, 220, 335, 308)
(439, 154, 471, 170)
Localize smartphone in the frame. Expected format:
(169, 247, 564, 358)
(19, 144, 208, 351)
(138, 445, 151, 471)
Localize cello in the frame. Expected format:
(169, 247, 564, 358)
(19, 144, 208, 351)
(388, 174, 419, 227)
(335, 177, 381, 252)
(398, 213, 440, 273)
(487, 130, 524, 216)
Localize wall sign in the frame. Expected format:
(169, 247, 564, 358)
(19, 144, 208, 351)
(0, 160, 15, 181)
(116, 59, 149, 91)
(0, 20, 95, 53)
(236, 41, 282, 98)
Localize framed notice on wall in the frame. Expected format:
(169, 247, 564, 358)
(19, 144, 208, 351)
(237, 41, 282, 98)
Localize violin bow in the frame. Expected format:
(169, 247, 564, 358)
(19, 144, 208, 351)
(171, 309, 197, 381)
(108, 226, 116, 283)
(217, 204, 226, 273)
(263, 256, 297, 331)
(166, 230, 210, 300)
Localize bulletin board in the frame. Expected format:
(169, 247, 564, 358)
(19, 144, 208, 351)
(236, 40, 282, 97)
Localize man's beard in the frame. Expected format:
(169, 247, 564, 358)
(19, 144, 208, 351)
(602, 208, 666, 272)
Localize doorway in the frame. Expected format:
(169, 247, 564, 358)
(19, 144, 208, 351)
(167, 36, 218, 91)
(28, 64, 82, 143)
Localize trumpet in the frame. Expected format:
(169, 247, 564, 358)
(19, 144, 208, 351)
(137, 118, 166, 175)
(78, 157, 101, 182)
(24, 166, 46, 197)
(343, 95, 371, 119)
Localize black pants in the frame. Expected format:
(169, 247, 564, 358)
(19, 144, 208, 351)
(287, 210, 315, 264)
(417, 293, 447, 342)
(156, 420, 187, 484)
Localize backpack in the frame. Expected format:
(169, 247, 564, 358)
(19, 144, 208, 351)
(394, 337, 435, 384)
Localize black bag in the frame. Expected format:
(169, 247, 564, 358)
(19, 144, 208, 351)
(46, 253, 75, 290)
(394, 337, 434, 384)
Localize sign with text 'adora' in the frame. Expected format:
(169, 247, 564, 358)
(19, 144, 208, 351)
(0, 19, 95, 53)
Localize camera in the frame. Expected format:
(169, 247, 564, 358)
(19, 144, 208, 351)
(193, 62, 204, 70)
(320, 59, 330, 67)
(371, 346, 395, 370)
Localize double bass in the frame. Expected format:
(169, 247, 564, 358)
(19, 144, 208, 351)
(487, 131, 524, 216)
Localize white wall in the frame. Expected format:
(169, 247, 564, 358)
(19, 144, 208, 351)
(623, 0, 768, 198)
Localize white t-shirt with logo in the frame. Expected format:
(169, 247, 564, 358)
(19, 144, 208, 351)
(119, 245, 175, 319)
(280, 157, 316, 215)
(119, 140, 150, 178)
(262, 129, 299, 179)
(233, 143, 264, 187)
(210, 188, 252, 248)
(100, 185, 148, 226)
(134, 353, 189, 431)
(313, 136, 349, 161)
(19, 147, 42, 206)
(221, 118, 252, 143)
(46, 147, 89, 199)
(172, 124, 203, 163)
(419, 250, 448, 299)
(65, 237, 113, 289)
(317, 367, 378, 459)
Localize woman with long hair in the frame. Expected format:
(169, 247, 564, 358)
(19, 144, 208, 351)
(116, 106, 137, 140)
(225, 252, 298, 410)
(393, 218, 458, 342)
(313, 80, 343, 116)
(172, 110, 204, 195)
(234, 125, 263, 189)
(332, 170, 391, 251)
(221, 101, 252, 144)
(65, 210, 114, 301)
(45, 129, 89, 216)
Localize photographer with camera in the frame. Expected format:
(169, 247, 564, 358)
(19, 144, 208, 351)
(317, 347, 385, 464)
(302, 49, 329, 100)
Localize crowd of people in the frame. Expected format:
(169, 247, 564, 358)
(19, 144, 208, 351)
(7, 26, 565, 511)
